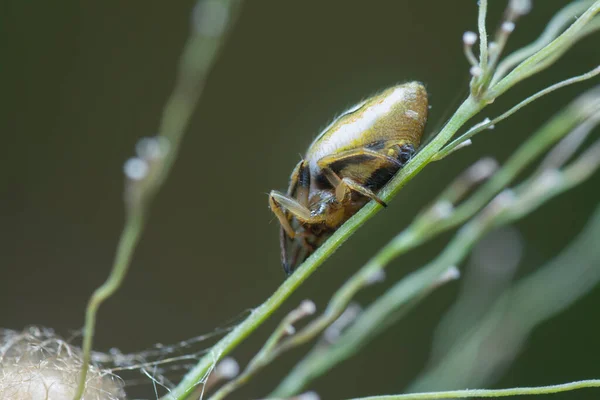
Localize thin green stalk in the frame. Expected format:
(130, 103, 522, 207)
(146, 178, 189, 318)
(441, 88, 597, 230)
(271, 266, 459, 397)
(207, 301, 315, 400)
(348, 379, 600, 400)
(350, 185, 600, 400)
(74, 208, 146, 399)
(73, 1, 241, 398)
(168, 2, 600, 398)
(249, 94, 598, 398)
(478, 0, 489, 72)
(411, 201, 600, 392)
(436, 66, 600, 160)
(392, 86, 595, 259)
(491, 0, 596, 85)
(488, 1, 600, 99)
(271, 88, 600, 397)
(165, 94, 484, 400)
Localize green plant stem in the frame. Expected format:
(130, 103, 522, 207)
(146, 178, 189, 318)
(74, 208, 146, 399)
(478, 0, 489, 72)
(73, 1, 241, 399)
(271, 88, 600, 396)
(410, 202, 600, 392)
(182, 87, 597, 399)
(488, 1, 600, 99)
(443, 92, 596, 229)
(437, 66, 600, 160)
(352, 181, 600, 399)
(347, 379, 600, 400)
(207, 302, 314, 400)
(155, 0, 243, 184)
(168, 2, 600, 398)
(491, 0, 596, 85)
(271, 266, 458, 397)
(165, 94, 484, 400)
(277, 179, 600, 399)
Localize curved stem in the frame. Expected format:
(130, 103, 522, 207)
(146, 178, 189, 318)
(164, 96, 484, 400)
(488, 1, 600, 99)
(74, 208, 146, 399)
(271, 86, 600, 397)
(491, 0, 596, 86)
(478, 0, 489, 72)
(73, 1, 242, 398)
(349, 379, 600, 400)
(166, 2, 600, 398)
(437, 66, 600, 160)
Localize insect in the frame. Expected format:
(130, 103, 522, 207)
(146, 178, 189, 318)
(269, 82, 428, 275)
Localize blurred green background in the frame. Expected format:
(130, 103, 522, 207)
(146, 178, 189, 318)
(1, 1, 599, 399)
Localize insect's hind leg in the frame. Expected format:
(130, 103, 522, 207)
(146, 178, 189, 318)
(327, 170, 387, 207)
(316, 149, 396, 207)
(319, 166, 387, 208)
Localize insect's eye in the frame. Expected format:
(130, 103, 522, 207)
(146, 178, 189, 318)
(399, 150, 411, 164)
(398, 144, 416, 165)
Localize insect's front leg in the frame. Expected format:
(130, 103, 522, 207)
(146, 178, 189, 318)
(270, 159, 313, 239)
(269, 191, 327, 238)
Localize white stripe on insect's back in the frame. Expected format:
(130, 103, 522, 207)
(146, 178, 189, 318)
(312, 98, 368, 144)
(306, 86, 413, 170)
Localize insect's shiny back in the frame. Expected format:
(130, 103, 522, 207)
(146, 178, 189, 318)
(270, 82, 428, 275)
(305, 82, 428, 174)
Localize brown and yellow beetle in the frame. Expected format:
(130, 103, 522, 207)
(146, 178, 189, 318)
(269, 82, 428, 275)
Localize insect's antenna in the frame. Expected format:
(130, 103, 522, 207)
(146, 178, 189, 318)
(265, 192, 277, 225)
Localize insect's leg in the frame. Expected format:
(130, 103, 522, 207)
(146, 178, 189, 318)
(321, 167, 387, 207)
(342, 177, 387, 207)
(317, 147, 403, 169)
(269, 191, 326, 236)
(272, 160, 311, 238)
(269, 193, 297, 238)
(277, 161, 313, 276)
(317, 150, 390, 207)
(291, 160, 310, 206)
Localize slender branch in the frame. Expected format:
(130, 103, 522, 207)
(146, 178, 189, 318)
(348, 379, 600, 400)
(298, 170, 600, 400)
(271, 266, 460, 397)
(491, 0, 596, 85)
(167, 2, 600, 398)
(73, 1, 242, 399)
(488, 1, 600, 99)
(352, 164, 600, 400)
(462, 32, 479, 68)
(207, 301, 315, 400)
(436, 66, 600, 160)
(74, 207, 146, 400)
(475, 0, 532, 96)
(441, 85, 599, 229)
(411, 199, 600, 392)
(164, 86, 484, 400)
(274, 153, 600, 396)
(478, 0, 489, 72)
(270, 87, 600, 397)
